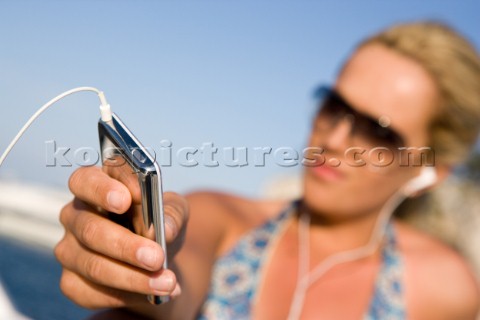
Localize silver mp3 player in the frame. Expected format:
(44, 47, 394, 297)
(98, 113, 168, 305)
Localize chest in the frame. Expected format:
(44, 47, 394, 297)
(198, 214, 406, 320)
(253, 229, 382, 319)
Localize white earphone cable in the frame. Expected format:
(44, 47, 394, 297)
(0, 87, 111, 168)
(287, 189, 408, 320)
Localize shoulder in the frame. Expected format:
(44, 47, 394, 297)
(185, 191, 288, 256)
(394, 221, 480, 319)
(185, 190, 287, 226)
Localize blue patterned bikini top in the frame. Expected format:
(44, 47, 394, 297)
(197, 204, 405, 319)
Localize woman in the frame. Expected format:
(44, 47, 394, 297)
(55, 21, 480, 319)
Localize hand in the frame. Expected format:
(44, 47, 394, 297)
(54, 166, 189, 309)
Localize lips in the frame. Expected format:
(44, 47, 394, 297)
(309, 162, 345, 182)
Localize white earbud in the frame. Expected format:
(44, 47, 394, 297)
(402, 167, 437, 196)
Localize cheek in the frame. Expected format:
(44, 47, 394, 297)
(307, 123, 326, 147)
(351, 169, 406, 206)
(303, 165, 413, 218)
(307, 132, 317, 148)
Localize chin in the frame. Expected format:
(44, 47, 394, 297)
(302, 172, 340, 212)
(301, 170, 369, 220)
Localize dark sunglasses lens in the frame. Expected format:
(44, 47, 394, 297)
(354, 117, 403, 147)
(314, 86, 404, 147)
(316, 89, 348, 120)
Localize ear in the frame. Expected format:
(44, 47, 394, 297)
(432, 164, 451, 187)
(402, 163, 454, 197)
(402, 167, 436, 196)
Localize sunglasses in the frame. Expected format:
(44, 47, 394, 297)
(313, 86, 404, 148)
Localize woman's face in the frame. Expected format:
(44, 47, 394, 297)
(303, 44, 439, 220)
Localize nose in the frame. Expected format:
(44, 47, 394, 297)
(324, 116, 354, 152)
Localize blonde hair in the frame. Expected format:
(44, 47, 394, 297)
(360, 21, 480, 166)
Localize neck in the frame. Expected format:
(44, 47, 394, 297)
(295, 201, 389, 261)
(285, 194, 405, 320)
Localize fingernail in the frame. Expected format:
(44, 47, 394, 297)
(165, 215, 177, 237)
(136, 247, 158, 269)
(171, 284, 182, 298)
(107, 191, 124, 211)
(149, 274, 175, 292)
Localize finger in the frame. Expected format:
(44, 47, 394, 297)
(56, 232, 177, 295)
(68, 167, 131, 214)
(58, 269, 144, 309)
(86, 309, 152, 320)
(59, 269, 181, 311)
(102, 158, 143, 203)
(162, 192, 189, 244)
(59, 203, 164, 271)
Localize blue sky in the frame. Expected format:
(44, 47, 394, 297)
(0, 1, 479, 197)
